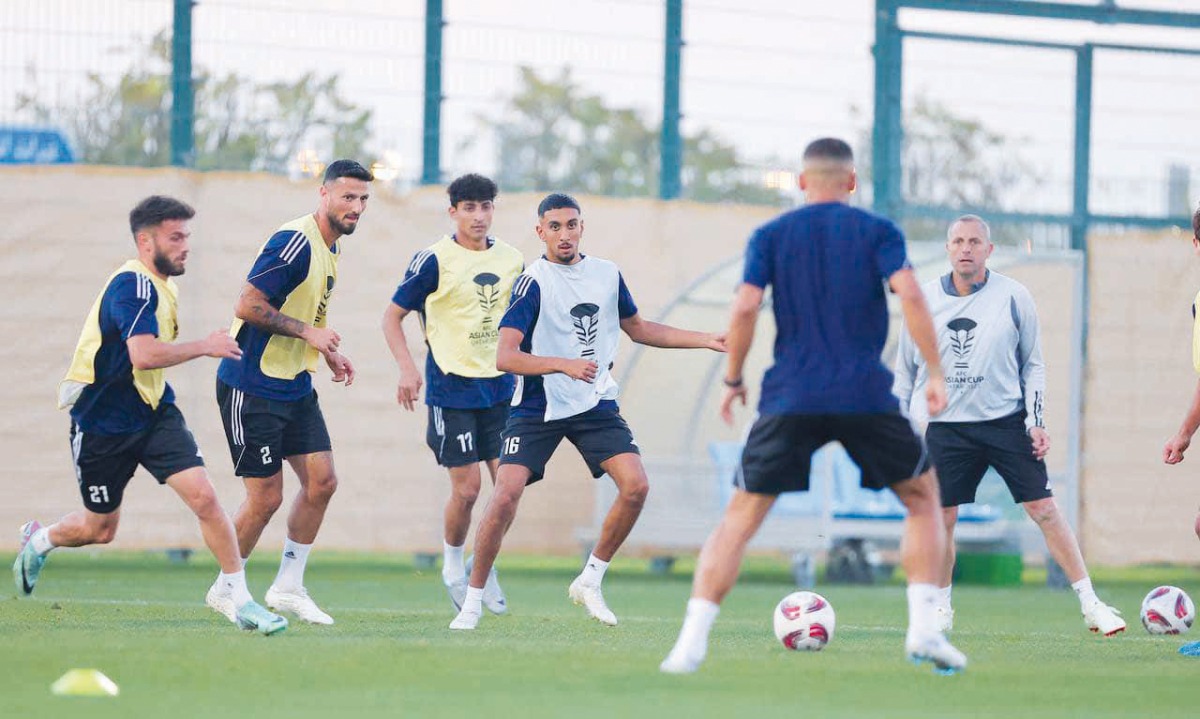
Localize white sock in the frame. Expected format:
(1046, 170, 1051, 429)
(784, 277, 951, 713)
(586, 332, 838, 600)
(442, 542, 465, 582)
(938, 584, 953, 609)
(579, 554, 610, 586)
(273, 538, 312, 592)
(30, 527, 56, 556)
(671, 598, 720, 658)
(462, 585, 484, 614)
(907, 583, 940, 636)
(1072, 577, 1098, 607)
(218, 569, 254, 608)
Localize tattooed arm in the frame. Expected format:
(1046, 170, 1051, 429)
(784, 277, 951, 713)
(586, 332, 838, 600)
(234, 282, 340, 354)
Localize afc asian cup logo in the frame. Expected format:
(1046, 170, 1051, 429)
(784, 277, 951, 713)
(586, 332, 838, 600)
(473, 272, 501, 324)
(570, 302, 600, 359)
(946, 317, 977, 370)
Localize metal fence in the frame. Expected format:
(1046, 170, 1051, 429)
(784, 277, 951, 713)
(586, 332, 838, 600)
(2, 0, 1199, 218)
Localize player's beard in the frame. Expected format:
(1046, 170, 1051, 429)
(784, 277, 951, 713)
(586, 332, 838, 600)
(328, 211, 358, 236)
(152, 249, 186, 276)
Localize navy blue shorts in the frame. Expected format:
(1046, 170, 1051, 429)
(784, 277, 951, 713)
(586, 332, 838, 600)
(216, 379, 332, 478)
(926, 411, 1051, 507)
(499, 406, 639, 484)
(740, 412, 930, 495)
(426, 402, 509, 468)
(70, 403, 205, 514)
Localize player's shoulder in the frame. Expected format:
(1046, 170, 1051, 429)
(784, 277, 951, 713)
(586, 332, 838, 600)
(920, 274, 943, 295)
(105, 268, 157, 301)
(988, 270, 1031, 297)
(511, 271, 540, 299)
(407, 245, 440, 275)
(487, 237, 524, 262)
(574, 254, 621, 281)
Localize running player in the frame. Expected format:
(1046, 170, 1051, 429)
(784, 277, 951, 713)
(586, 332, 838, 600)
(214, 160, 371, 625)
(13, 195, 286, 635)
(449, 192, 726, 630)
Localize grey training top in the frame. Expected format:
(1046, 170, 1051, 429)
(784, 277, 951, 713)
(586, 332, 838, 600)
(893, 270, 1046, 430)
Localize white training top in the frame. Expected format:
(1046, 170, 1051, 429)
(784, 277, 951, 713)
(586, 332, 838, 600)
(893, 270, 1046, 430)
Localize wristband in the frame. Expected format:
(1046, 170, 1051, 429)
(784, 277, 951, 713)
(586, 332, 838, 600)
(723, 377, 744, 388)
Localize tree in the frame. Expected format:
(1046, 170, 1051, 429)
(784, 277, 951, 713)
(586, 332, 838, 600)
(854, 95, 1042, 244)
(16, 30, 373, 173)
(477, 66, 786, 205)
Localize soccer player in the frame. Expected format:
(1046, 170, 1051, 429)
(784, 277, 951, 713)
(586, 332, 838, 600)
(382, 173, 523, 613)
(214, 160, 372, 625)
(661, 138, 965, 674)
(12, 196, 286, 635)
(449, 193, 726, 630)
(1162, 202, 1200, 657)
(892, 214, 1124, 637)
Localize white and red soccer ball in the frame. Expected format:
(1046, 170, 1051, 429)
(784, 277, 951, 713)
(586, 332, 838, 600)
(773, 591, 836, 651)
(1140, 585, 1195, 635)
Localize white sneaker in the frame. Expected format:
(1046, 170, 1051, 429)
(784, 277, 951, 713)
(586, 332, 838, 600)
(442, 573, 467, 611)
(449, 606, 482, 630)
(568, 576, 617, 626)
(205, 584, 238, 624)
(1083, 601, 1126, 636)
(905, 631, 967, 674)
(936, 605, 954, 633)
(465, 556, 508, 615)
(265, 584, 334, 625)
(660, 647, 705, 674)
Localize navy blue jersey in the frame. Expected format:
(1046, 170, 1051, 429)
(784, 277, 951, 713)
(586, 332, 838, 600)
(743, 202, 909, 415)
(71, 272, 175, 433)
(217, 229, 327, 401)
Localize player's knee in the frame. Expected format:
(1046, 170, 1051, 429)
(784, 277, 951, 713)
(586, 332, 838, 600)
(619, 477, 649, 508)
(454, 483, 480, 506)
(249, 486, 284, 518)
(91, 521, 119, 545)
(190, 488, 223, 521)
(308, 472, 338, 503)
(1023, 498, 1058, 525)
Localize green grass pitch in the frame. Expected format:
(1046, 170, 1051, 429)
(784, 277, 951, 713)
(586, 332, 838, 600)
(2, 551, 1197, 718)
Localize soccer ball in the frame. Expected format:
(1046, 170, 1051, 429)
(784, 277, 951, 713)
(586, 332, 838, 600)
(1140, 586, 1195, 635)
(773, 591, 836, 651)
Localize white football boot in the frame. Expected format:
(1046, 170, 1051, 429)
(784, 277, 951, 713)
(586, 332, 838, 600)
(568, 576, 618, 626)
(1083, 601, 1126, 636)
(905, 631, 967, 674)
(265, 584, 334, 625)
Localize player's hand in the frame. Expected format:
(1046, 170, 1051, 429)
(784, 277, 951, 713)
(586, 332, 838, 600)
(705, 332, 729, 353)
(925, 373, 948, 417)
(719, 383, 748, 426)
(203, 329, 242, 360)
(303, 326, 341, 354)
(1164, 433, 1191, 464)
(1028, 426, 1050, 460)
(560, 358, 598, 383)
(325, 351, 355, 387)
(396, 371, 423, 411)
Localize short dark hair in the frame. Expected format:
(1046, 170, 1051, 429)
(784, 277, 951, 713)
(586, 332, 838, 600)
(1193, 202, 1199, 240)
(129, 195, 195, 237)
(803, 137, 854, 163)
(537, 193, 581, 217)
(447, 173, 498, 206)
(323, 159, 374, 184)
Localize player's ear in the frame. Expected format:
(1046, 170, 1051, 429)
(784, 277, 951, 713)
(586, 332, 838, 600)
(798, 172, 809, 192)
(847, 170, 857, 195)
